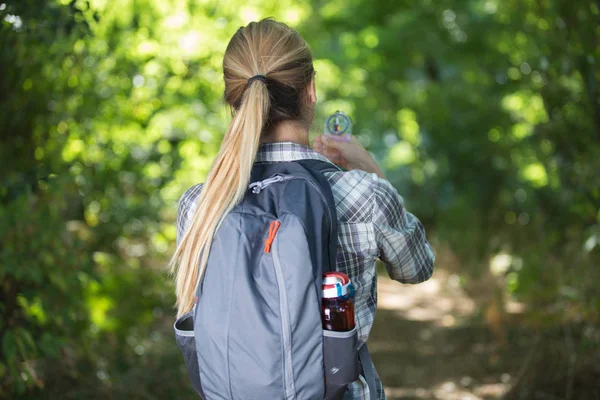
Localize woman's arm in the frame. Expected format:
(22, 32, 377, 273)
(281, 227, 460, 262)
(314, 134, 435, 282)
(371, 176, 434, 283)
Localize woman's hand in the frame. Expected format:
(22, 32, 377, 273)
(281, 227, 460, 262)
(313, 135, 386, 179)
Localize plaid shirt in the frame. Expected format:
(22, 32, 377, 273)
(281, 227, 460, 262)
(176, 142, 435, 400)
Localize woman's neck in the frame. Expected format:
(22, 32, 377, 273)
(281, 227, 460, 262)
(261, 120, 310, 146)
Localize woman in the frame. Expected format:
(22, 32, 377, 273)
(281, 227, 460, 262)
(171, 18, 435, 400)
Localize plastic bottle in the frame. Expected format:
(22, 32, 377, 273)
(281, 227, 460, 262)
(321, 272, 355, 332)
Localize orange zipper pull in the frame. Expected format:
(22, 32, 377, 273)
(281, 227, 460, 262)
(264, 220, 281, 253)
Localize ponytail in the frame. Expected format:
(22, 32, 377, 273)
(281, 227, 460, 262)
(169, 80, 270, 317)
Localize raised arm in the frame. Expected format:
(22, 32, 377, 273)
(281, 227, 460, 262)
(313, 134, 435, 282)
(372, 176, 435, 283)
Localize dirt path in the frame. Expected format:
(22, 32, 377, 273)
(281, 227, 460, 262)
(370, 269, 529, 400)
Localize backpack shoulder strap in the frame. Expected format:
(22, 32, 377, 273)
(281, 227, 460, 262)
(296, 159, 341, 175)
(359, 343, 378, 400)
(300, 160, 378, 399)
(300, 160, 377, 400)
(293, 159, 340, 273)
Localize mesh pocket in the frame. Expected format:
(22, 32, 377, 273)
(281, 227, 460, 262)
(323, 327, 359, 400)
(174, 311, 204, 397)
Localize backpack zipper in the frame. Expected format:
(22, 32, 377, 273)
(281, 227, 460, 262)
(271, 226, 297, 399)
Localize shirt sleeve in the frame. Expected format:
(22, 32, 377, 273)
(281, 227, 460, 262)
(371, 176, 435, 283)
(176, 183, 203, 246)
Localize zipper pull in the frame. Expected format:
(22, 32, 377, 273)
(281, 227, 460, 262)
(249, 175, 285, 194)
(250, 183, 263, 194)
(264, 220, 281, 253)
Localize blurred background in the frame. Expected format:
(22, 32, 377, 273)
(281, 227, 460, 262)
(1, 0, 599, 399)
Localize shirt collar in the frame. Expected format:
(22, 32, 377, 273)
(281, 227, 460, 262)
(255, 142, 334, 165)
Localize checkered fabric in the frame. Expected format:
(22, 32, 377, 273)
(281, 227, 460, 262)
(176, 142, 435, 400)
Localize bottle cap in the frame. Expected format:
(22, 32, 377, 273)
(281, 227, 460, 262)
(322, 272, 353, 299)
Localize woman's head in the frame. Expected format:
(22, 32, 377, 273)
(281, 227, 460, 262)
(170, 18, 315, 317)
(223, 18, 316, 132)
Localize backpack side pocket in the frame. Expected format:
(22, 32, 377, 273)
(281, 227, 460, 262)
(323, 327, 359, 400)
(174, 311, 204, 397)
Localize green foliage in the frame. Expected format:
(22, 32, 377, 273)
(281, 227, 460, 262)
(304, 0, 600, 322)
(0, 176, 93, 395)
(0, 0, 598, 398)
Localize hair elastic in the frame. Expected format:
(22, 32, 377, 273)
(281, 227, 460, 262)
(247, 75, 268, 85)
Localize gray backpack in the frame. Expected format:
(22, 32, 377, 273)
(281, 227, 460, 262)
(174, 160, 363, 400)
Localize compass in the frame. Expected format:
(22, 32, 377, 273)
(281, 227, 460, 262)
(324, 111, 352, 141)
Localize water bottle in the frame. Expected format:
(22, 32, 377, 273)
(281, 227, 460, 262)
(322, 272, 355, 332)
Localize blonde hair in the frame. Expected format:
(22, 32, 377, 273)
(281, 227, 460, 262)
(169, 18, 315, 317)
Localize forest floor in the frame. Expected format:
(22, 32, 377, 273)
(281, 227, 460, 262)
(371, 268, 532, 400)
